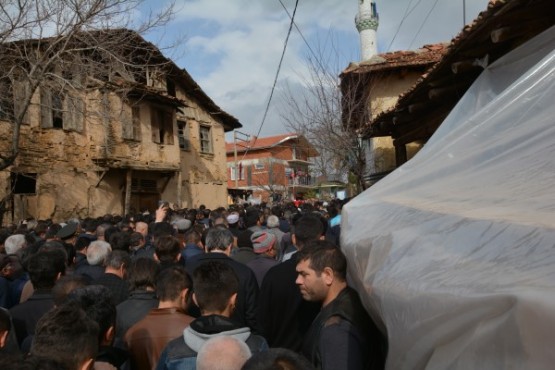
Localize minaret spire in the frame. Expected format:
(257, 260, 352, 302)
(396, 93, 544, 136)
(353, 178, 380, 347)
(356, 0, 379, 60)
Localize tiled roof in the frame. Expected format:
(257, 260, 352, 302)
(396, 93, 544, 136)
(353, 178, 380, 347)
(366, 0, 555, 139)
(341, 43, 448, 76)
(225, 133, 318, 156)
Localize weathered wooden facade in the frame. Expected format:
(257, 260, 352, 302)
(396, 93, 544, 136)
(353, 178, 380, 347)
(0, 29, 241, 223)
(364, 0, 555, 169)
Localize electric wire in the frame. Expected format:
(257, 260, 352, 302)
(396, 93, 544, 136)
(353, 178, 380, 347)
(386, 0, 422, 52)
(408, 0, 440, 49)
(239, 0, 300, 162)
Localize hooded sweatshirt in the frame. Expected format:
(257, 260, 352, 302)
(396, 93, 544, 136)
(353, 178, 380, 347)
(155, 315, 267, 370)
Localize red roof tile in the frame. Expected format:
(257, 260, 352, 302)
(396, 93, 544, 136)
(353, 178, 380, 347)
(225, 133, 318, 156)
(341, 43, 448, 76)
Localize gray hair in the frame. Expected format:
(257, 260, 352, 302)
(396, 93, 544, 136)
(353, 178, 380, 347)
(86, 240, 111, 266)
(5, 234, 26, 255)
(104, 250, 131, 270)
(196, 335, 252, 370)
(266, 215, 280, 229)
(205, 228, 234, 252)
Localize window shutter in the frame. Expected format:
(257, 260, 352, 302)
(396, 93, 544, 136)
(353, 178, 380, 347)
(40, 87, 53, 128)
(13, 81, 30, 125)
(165, 111, 174, 144)
(121, 103, 133, 139)
(151, 108, 160, 143)
(64, 95, 84, 132)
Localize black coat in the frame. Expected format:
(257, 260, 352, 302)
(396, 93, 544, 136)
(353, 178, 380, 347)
(185, 253, 259, 332)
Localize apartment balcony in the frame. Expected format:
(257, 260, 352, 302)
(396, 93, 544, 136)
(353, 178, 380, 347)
(288, 176, 316, 188)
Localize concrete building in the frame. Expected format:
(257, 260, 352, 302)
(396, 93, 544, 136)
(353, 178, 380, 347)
(0, 29, 240, 223)
(226, 134, 318, 203)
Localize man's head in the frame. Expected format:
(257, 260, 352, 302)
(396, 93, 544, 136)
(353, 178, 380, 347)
(52, 275, 89, 306)
(205, 227, 234, 254)
(86, 240, 111, 266)
(242, 348, 314, 370)
(26, 249, 66, 289)
(192, 261, 239, 316)
(67, 285, 117, 347)
(292, 214, 325, 250)
(104, 250, 130, 278)
(135, 221, 149, 238)
(266, 215, 280, 229)
(196, 336, 252, 370)
(31, 302, 99, 370)
(295, 240, 347, 306)
(156, 266, 191, 310)
(245, 208, 262, 228)
(154, 235, 181, 263)
(127, 257, 160, 291)
(5, 234, 26, 255)
(251, 231, 276, 257)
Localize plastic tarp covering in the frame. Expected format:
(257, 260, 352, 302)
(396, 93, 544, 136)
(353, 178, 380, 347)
(341, 25, 555, 369)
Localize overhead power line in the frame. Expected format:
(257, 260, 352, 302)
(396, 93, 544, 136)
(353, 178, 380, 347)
(408, 0, 440, 49)
(240, 0, 300, 161)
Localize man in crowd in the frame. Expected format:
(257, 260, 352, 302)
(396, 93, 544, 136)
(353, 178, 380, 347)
(257, 214, 324, 350)
(156, 261, 267, 369)
(30, 302, 99, 370)
(247, 231, 279, 287)
(10, 249, 66, 347)
(196, 336, 252, 370)
(125, 266, 194, 370)
(296, 240, 386, 370)
(185, 227, 259, 331)
(94, 250, 130, 305)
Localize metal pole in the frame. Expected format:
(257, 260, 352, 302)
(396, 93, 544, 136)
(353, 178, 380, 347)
(463, 0, 466, 26)
(234, 131, 239, 189)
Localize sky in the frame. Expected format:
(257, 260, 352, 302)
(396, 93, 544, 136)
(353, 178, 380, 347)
(143, 0, 491, 140)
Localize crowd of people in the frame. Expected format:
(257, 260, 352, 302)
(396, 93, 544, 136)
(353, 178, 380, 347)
(0, 199, 387, 370)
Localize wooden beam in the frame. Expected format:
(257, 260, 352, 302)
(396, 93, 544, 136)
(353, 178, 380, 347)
(428, 81, 471, 100)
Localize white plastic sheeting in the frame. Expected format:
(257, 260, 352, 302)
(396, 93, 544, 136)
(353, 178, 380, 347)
(341, 25, 555, 369)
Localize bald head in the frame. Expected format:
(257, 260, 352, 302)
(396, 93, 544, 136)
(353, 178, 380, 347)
(196, 336, 252, 370)
(135, 222, 149, 238)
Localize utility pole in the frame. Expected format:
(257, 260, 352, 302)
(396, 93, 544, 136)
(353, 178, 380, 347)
(233, 130, 250, 189)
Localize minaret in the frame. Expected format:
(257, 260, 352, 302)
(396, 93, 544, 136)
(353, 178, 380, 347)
(355, 0, 379, 61)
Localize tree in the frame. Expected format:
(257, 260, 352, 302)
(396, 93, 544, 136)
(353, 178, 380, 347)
(281, 50, 373, 195)
(0, 0, 176, 223)
(0, 0, 175, 170)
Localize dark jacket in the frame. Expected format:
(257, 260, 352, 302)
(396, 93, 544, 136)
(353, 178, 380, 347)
(185, 253, 259, 332)
(125, 307, 194, 370)
(301, 286, 386, 370)
(10, 289, 54, 347)
(115, 290, 158, 341)
(246, 255, 279, 288)
(258, 253, 320, 350)
(94, 273, 129, 306)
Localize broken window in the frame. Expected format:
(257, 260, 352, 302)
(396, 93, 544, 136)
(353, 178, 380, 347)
(177, 120, 190, 151)
(150, 107, 174, 144)
(40, 87, 84, 132)
(11, 173, 37, 194)
(199, 125, 212, 154)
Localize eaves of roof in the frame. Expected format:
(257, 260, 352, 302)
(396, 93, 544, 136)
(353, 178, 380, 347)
(365, 0, 555, 141)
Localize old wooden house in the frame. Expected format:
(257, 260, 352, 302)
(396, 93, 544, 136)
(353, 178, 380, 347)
(0, 29, 241, 222)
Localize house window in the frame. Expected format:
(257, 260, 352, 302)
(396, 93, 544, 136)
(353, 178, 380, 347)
(40, 87, 84, 132)
(199, 125, 212, 153)
(151, 107, 174, 144)
(254, 163, 265, 171)
(166, 78, 176, 97)
(52, 92, 64, 129)
(11, 173, 37, 194)
(230, 165, 245, 181)
(177, 120, 190, 151)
